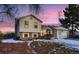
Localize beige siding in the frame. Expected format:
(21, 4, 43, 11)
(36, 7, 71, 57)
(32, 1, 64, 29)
(18, 15, 42, 40)
(19, 16, 42, 33)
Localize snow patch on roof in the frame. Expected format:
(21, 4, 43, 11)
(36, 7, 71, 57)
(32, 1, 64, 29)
(54, 27, 68, 30)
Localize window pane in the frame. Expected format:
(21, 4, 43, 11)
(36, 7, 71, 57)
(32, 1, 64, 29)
(24, 34, 28, 37)
(24, 21, 29, 28)
(34, 25, 38, 28)
(34, 22, 38, 29)
(25, 21, 28, 25)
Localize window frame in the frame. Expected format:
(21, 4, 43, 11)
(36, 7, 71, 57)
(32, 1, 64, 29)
(34, 22, 38, 29)
(24, 20, 29, 28)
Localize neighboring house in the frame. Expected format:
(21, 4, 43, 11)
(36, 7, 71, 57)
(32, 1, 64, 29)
(16, 15, 42, 40)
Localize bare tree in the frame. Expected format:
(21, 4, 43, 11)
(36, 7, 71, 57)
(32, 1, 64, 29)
(29, 4, 41, 14)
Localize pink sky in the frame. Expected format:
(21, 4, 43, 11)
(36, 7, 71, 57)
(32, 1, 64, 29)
(0, 4, 68, 33)
(40, 5, 67, 25)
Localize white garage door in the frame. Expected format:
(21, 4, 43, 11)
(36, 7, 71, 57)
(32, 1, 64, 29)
(57, 31, 68, 39)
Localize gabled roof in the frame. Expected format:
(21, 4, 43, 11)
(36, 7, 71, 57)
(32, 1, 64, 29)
(18, 14, 42, 23)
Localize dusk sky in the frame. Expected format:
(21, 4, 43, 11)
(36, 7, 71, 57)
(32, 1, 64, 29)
(0, 4, 68, 33)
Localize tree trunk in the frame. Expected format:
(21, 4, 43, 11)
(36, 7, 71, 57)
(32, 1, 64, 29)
(15, 18, 19, 39)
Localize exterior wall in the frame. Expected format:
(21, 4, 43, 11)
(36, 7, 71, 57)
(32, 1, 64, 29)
(19, 16, 42, 33)
(18, 15, 42, 40)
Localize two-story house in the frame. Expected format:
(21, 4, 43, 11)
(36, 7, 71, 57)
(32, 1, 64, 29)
(15, 15, 69, 40)
(16, 15, 42, 40)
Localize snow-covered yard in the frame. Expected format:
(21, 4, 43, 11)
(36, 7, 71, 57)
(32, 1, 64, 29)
(1, 38, 79, 50)
(54, 39, 79, 50)
(1, 39, 25, 43)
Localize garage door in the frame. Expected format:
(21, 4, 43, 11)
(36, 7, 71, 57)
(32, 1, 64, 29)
(58, 31, 68, 39)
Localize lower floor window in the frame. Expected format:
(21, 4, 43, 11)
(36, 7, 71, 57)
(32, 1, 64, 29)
(33, 34, 38, 38)
(34, 34, 37, 37)
(23, 33, 39, 38)
(24, 34, 28, 38)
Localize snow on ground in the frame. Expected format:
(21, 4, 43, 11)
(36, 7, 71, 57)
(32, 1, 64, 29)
(1, 38, 79, 50)
(1, 39, 25, 43)
(33, 39, 79, 50)
(56, 39, 79, 50)
(50, 38, 79, 50)
(26, 41, 33, 46)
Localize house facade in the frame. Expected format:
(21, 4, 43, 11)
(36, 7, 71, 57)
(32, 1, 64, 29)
(16, 15, 42, 40)
(16, 15, 69, 40)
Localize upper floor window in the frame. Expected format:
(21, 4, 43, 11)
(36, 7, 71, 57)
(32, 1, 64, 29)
(25, 21, 29, 25)
(24, 21, 29, 28)
(30, 16, 33, 20)
(34, 22, 38, 29)
(34, 25, 38, 28)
